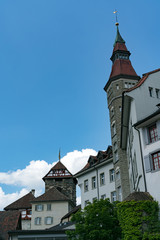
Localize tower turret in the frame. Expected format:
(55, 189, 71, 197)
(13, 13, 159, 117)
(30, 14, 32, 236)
(104, 23, 140, 200)
(43, 159, 77, 206)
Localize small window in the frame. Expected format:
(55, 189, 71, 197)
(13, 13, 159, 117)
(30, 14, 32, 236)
(112, 123, 116, 136)
(100, 173, 105, 186)
(84, 180, 89, 192)
(111, 191, 117, 202)
(116, 84, 119, 90)
(152, 151, 160, 170)
(109, 169, 115, 182)
(119, 106, 122, 112)
(45, 217, 53, 225)
(114, 142, 117, 151)
(125, 82, 128, 88)
(92, 197, 97, 202)
(118, 186, 122, 201)
(35, 217, 41, 225)
(85, 200, 89, 207)
(101, 194, 106, 200)
(35, 204, 43, 211)
(156, 89, 160, 98)
(149, 87, 153, 97)
(114, 150, 119, 162)
(149, 124, 158, 143)
(47, 204, 51, 211)
(92, 176, 96, 189)
(116, 171, 120, 180)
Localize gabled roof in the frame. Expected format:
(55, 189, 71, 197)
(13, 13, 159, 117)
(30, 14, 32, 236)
(124, 68, 160, 93)
(31, 186, 70, 203)
(4, 191, 35, 211)
(0, 210, 21, 240)
(61, 204, 81, 222)
(43, 161, 73, 180)
(74, 146, 113, 177)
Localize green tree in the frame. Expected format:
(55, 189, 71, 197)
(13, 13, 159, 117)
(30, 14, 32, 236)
(67, 198, 121, 240)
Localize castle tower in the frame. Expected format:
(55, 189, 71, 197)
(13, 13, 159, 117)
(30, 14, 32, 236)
(43, 160, 77, 206)
(104, 23, 140, 200)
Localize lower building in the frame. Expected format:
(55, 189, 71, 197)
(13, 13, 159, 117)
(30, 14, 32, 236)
(74, 146, 116, 209)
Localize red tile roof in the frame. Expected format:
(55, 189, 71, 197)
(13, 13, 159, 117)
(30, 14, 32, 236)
(109, 59, 138, 80)
(4, 191, 35, 211)
(0, 211, 21, 240)
(113, 42, 128, 52)
(43, 161, 73, 180)
(31, 186, 70, 202)
(75, 146, 112, 176)
(124, 68, 160, 93)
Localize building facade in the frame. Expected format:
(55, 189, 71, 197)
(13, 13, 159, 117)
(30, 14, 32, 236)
(75, 146, 116, 209)
(121, 68, 160, 202)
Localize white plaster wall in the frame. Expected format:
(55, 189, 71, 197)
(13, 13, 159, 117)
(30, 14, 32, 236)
(77, 161, 115, 209)
(126, 99, 145, 192)
(141, 130, 160, 203)
(31, 201, 69, 230)
(22, 220, 31, 230)
(128, 71, 160, 121)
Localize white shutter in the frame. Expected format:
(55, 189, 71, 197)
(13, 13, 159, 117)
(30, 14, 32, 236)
(143, 128, 149, 145)
(144, 155, 151, 173)
(156, 120, 160, 140)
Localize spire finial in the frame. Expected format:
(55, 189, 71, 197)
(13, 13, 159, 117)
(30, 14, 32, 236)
(59, 149, 61, 161)
(113, 10, 119, 26)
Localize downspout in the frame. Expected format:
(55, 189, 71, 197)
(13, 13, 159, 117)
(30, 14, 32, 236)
(96, 167, 99, 200)
(134, 125, 147, 192)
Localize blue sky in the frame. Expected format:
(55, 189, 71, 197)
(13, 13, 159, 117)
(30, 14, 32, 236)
(0, 0, 159, 209)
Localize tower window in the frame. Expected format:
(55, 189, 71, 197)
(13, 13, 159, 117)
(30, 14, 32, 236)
(111, 191, 117, 202)
(116, 84, 119, 90)
(118, 186, 122, 201)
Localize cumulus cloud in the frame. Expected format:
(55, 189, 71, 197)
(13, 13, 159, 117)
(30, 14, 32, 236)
(0, 148, 96, 210)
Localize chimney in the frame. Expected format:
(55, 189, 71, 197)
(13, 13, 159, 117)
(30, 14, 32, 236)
(31, 189, 35, 196)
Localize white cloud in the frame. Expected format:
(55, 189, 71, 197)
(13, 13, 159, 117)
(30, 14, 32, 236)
(60, 149, 97, 174)
(0, 148, 96, 210)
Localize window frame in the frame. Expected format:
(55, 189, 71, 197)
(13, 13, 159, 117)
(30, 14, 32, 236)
(100, 172, 105, 186)
(84, 179, 89, 192)
(91, 176, 96, 189)
(109, 169, 115, 182)
(35, 217, 41, 225)
(45, 216, 53, 225)
(35, 204, 44, 212)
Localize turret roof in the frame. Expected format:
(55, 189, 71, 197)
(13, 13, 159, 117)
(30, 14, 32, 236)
(43, 161, 73, 180)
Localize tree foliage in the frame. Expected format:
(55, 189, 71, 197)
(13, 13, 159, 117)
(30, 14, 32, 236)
(117, 200, 160, 240)
(67, 198, 121, 240)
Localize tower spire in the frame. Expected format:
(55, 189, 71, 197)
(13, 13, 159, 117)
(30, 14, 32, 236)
(59, 149, 61, 161)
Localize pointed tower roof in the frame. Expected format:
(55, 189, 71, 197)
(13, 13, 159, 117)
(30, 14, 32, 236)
(104, 24, 140, 91)
(113, 24, 125, 47)
(43, 161, 73, 181)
